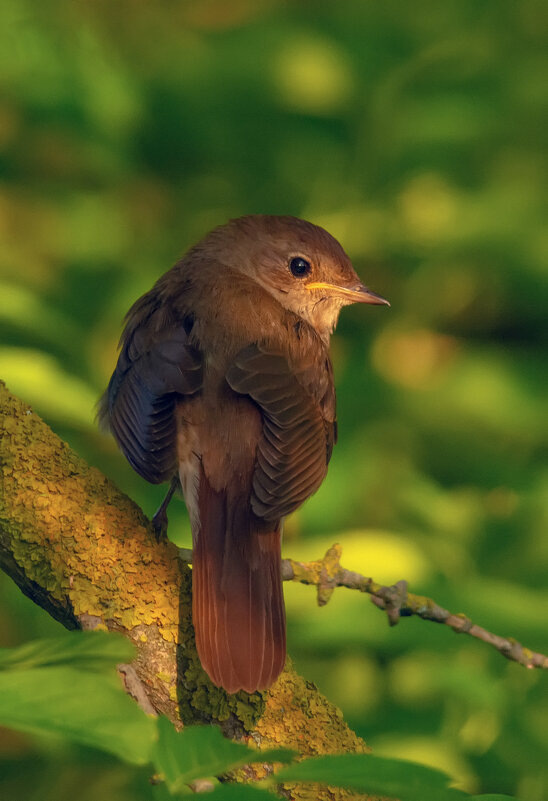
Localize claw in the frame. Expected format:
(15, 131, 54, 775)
(151, 476, 178, 544)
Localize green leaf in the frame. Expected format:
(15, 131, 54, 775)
(470, 796, 522, 800)
(153, 783, 279, 801)
(0, 630, 135, 672)
(0, 666, 155, 764)
(152, 781, 178, 801)
(153, 718, 296, 793)
(275, 753, 467, 801)
(207, 787, 281, 800)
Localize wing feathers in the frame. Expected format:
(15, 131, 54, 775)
(226, 344, 333, 521)
(100, 320, 202, 484)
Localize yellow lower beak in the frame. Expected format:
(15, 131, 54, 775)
(305, 281, 390, 306)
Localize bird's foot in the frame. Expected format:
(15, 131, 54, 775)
(151, 476, 179, 544)
(152, 507, 169, 544)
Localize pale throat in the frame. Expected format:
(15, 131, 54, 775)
(245, 271, 343, 344)
(300, 297, 344, 343)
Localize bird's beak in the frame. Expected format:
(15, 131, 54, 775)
(305, 281, 390, 306)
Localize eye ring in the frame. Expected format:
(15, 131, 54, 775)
(289, 256, 312, 278)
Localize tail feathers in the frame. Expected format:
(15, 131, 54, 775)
(192, 472, 286, 694)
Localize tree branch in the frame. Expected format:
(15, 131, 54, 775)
(0, 381, 370, 801)
(280, 544, 548, 671)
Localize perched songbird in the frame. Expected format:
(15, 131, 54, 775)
(99, 215, 388, 694)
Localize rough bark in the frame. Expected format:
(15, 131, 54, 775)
(0, 381, 374, 801)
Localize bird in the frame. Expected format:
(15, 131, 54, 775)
(99, 215, 389, 694)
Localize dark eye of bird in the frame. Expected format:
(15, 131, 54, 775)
(289, 256, 311, 278)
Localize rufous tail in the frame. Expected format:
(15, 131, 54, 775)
(192, 471, 286, 694)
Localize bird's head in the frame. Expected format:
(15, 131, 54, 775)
(195, 215, 389, 342)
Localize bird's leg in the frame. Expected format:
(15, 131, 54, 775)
(152, 476, 179, 543)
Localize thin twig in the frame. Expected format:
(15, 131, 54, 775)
(283, 543, 548, 670)
(180, 544, 548, 670)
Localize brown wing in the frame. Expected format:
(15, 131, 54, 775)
(99, 304, 202, 484)
(226, 344, 335, 521)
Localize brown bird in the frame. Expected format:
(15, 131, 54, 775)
(99, 215, 388, 694)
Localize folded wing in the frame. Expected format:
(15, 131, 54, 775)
(226, 343, 335, 521)
(99, 313, 202, 484)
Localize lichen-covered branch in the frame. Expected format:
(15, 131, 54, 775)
(0, 381, 371, 801)
(280, 544, 548, 671)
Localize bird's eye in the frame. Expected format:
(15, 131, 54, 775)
(289, 256, 311, 278)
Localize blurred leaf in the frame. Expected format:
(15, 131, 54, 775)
(470, 797, 521, 800)
(0, 666, 155, 764)
(153, 785, 280, 800)
(273, 33, 354, 114)
(0, 346, 97, 428)
(275, 753, 467, 801)
(436, 577, 548, 652)
(153, 718, 295, 793)
(0, 282, 78, 350)
(205, 787, 281, 799)
(388, 653, 505, 710)
(0, 630, 135, 672)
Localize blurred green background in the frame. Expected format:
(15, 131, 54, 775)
(1, 0, 547, 799)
